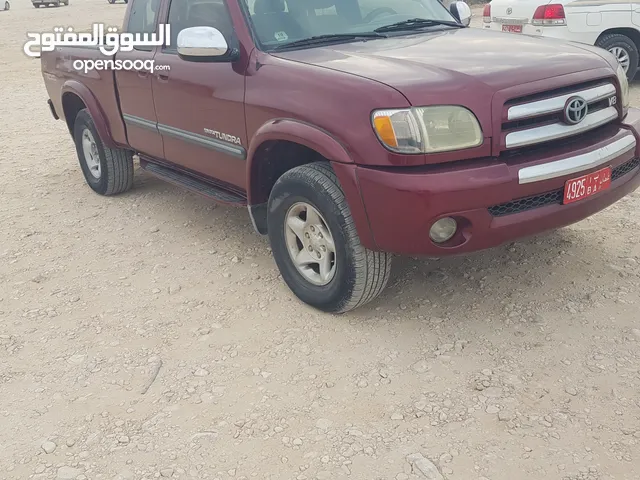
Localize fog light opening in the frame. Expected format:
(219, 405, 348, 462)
(429, 217, 458, 243)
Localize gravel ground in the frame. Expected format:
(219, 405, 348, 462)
(1, 3, 639, 480)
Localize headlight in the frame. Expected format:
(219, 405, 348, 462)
(616, 63, 630, 109)
(372, 106, 483, 154)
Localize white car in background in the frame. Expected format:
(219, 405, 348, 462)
(483, 0, 640, 80)
(1, 0, 10, 10)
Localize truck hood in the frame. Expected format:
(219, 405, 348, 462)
(273, 27, 615, 106)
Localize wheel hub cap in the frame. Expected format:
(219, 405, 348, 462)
(82, 129, 101, 179)
(609, 46, 630, 72)
(284, 202, 337, 286)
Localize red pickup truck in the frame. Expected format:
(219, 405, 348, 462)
(41, 0, 640, 313)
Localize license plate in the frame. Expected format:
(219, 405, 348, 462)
(502, 24, 523, 33)
(563, 167, 612, 205)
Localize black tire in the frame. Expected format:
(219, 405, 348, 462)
(5, 1, 10, 9)
(596, 33, 639, 80)
(73, 109, 134, 196)
(34, 4, 40, 7)
(267, 162, 392, 313)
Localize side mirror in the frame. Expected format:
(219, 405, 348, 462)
(177, 26, 238, 62)
(449, 1, 472, 26)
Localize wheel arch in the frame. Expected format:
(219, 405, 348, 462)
(596, 27, 640, 47)
(61, 81, 117, 148)
(245, 119, 376, 249)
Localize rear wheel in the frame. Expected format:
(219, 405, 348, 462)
(5, 1, 10, 9)
(73, 109, 134, 196)
(596, 33, 639, 80)
(267, 162, 392, 313)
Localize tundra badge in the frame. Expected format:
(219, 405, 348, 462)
(204, 128, 242, 145)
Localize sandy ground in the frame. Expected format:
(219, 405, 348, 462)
(1, 2, 640, 480)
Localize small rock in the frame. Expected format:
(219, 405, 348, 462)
(316, 419, 333, 431)
(498, 411, 515, 422)
(150, 226, 160, 233)
(486, 405, 500, 414)
(56, 466, 82, 480)
(160, 468, 174, 477)
(194, 368, 209, 377)
(118, 436, 130, 444)
(411, 360, 430, 373)
(406, 453, 444, 480)
(357, 379, 368, 388)
(481, 369, 493, 376)
(565, 386, 578, 396)
(631, 329, 640, 339)
(168, 284, 181, 295)
(41, 440, 57, 454)
(231, 256, 240, 263)
(391, 412, 404, 420)
(67, 354, 85, 365)
(483, 386, 503, 398)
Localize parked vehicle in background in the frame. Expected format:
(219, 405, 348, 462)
(1, 0, 10, 10)
(483, 0, 640, 80)
(33, 0, 68, 7)
(107, 0, 128, 4)
(39, 0, 640, 313)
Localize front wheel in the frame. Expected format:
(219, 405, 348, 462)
(4, 1, 10, 9)
(73, 109, 134, 196)
(596, 33, 639, 80)
(267, 162, 392, 313)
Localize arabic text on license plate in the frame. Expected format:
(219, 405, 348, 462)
(502, 25, 522, 33)
(563, 167, 612, 205)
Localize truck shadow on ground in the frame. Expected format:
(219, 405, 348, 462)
(130, 169, 627, 322)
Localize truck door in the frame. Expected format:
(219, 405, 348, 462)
(150, 0, 248, 189)
(115, 0, 165, 160)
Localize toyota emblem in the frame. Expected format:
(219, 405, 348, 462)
(563, 96, 588, 125)
(506, 7, 512, 14)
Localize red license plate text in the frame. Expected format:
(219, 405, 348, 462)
(502, 25, 523, 33)
(563, 167, 612, 205)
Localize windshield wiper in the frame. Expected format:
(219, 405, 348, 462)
(374, 18, 463, 33)
(271, 33, 386, 51)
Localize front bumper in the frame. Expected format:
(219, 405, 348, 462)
(356, 110, 640, 256)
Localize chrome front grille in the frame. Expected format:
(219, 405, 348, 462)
(502, 82, 619, 150)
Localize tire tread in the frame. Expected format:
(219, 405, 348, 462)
(276, 161, 392, 313)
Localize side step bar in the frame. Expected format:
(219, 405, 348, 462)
(140, 161, 247, 206)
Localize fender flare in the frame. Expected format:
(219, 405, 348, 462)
(245, 118, 377, 249)
(246, 118, 354, 204)
(61, 80, 116, 148)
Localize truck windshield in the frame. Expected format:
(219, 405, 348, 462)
(242, 0, 459, 50)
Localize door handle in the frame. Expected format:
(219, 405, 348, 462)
(156, 72, 170, 82)
(136, 69, 150, 78)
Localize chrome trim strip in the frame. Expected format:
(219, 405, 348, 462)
(506, 107, 618, 149)
(518, 134, 636, 184)
(507, 83, 616, 121)
(157, 124, 246, 159)
(123, 113, 159, 133)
